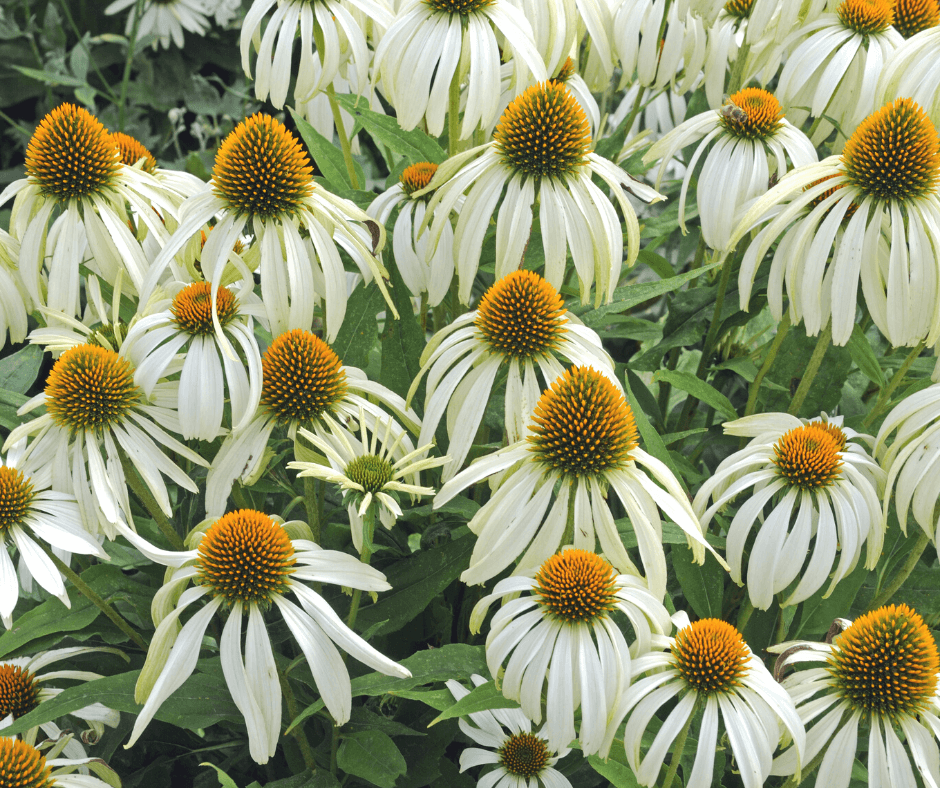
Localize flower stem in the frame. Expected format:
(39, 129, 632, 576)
(448, 67, 463, 158)
(781, 744, 830, 788)
(661, 699, 697, 788)
(787, 322, 831, 416)
(117, 0, 146, 131)
(745, 312, 792, 418)
(727, 40, 752, 95)
(861, 341, 926, 431)
(867, 531, 931, 612)
(346, 506, 376, 632)
(736, 597, 754, 633)
(621, 86, 647, 136)
(34, 541, 148, 650)
(326, 85, 360, 190)
(120, 454, 186, 551)
(278, 664, 317, 770)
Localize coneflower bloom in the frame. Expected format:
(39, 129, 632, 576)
(874, 382, 940, 552)
(470, 548, 671, 755)
(603, 615, 805, 788)
(702, 0, 757, 109)
(367, 162, 457, 307)
(435, 365, 719, 594)
(422, 82, 664, 306)
(288, 410, 447, 553)
(0, 104, 177, 318)
(372, 0, 546, 140)
(744, 0, 828, 43)
(770, 605, 940, 788)
(123, 509, 411, 764)
(693, 413, 884, 609)
(879, 23, 940, 129)
(775, 0, 903, 135)
(112, 131, 205, 205)
(409, 270, 617, 479)
(240, 0, 393, 109)
(0, 647, 123, 758)
(445, 674, 573, 788)
(4, 343, 206, 539)
(644, 88, 817, 251)
(141, 113, 393, 344)
(891, 0, 940, 38)
(0, 447, 108, 628)
(122, 280, 263, 441)
(732, 98, 940, 347)
(0, 738, 120, 788)
(205, 328, 419, 517)
(105, 0, 214, 48)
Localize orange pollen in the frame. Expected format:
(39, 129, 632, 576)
(260, 329, 347, 426)
(671, 619, 750, 694)
(25, 103, 118, 200)
(0, 466, 34, 535)
(171, 282, 239, 335)
(527, 366, 638, 477)
(829, 604, 939, 718)
(719, 88, 784, 139)
(724, 0, 754, 18)
(772, 423, 844, 490)
(894, 0, 940, 36)
(534, 549, 619, 623)
(112, 131, 157, 174)
(552, 57, 577, 84)
(400, 162, 438, 195)
(838, 0, 895, 33)
(498, 732, 551, 776)
(0, 664, 41, 720)
(474, 270, 567, 359)
(196, 509, 296, 605)
(0, 738, 53, 788)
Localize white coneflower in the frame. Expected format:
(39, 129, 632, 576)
(702, 0, 755, 109)
(410, 270, 618, 479)
(645, 88, 817, 251)
(240, 0, 393, 109)
(771, 605, 940, 788)
(471, 548, 671, 755)
(122, 280, 263, 441)
(4, 343, 206, 539)
(372, 0, 547, 140)
(775, 0, 903, 135)
(445, 674, 573, 788)
(0, 228, 29, 352)
(879, 22, 940, 129)
(0, 104, 178, 318)
(732, 98, 940, 348)
(367, 162, 457, 307)
(0, 738, 120, 788)
(288, 410, 447, 553)
(105, 0, 213, 49)
(435, 365, 721, 594)
(0, 447, 108, 628)
(205, 328, 419, 517)
(140, 113, 393, 344)
(422, 82, 664, 306)
(745, 0, 828, 43)
(693, 413, 884, 609)
(123, 509, 411, 764)
(603, 614, 805, 788)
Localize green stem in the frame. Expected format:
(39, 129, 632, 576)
(303, 477, 321, 546)
(661, 699, 696, 788)
(782, 745, 830, 788)
(56, 0, 119, 102)
(621, 85, 646, 136)
(448, 67, 462, 158)
(867, 532, 931, 611)
(346, 506, 376, 632)
(787, 322, 831, 416)
(560, 483, 576, 546)
(278, 664, 317, 770)
(745, 312, 792, 418)
(736, 597, 754, 633)
(727, 40, 752, 95)
(326, 85, 360, 190)
(806, 114, 826, 140)
(690, 235, 707, 271)
(117, 0, 146, 131)
(120, 455, 185, 551)
(35, 541, 148, 650)
(862, 341, 926, 430)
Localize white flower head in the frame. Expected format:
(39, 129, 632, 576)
(435, 365, 724, 595)
(471, 548, 672, 755)
(879, 23, 940, 130)
(732, 98, 940, 348)
(422, 81, 664, 306)
(105, 0, 214, 48)
(0, 446, 109, 628)
(645, 87, 818, 251)
(410, 270, 618, 480)
(289, 409, 447, 552)
(122, 509, 411, 764)
(770, 604, 940, 788)
(604, 614, 805, 788)
(694, 412, 885, 609)
(445, 674, 573, 788)
(0, 737, 120, 788)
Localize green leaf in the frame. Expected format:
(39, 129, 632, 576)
(380, 251, 427, 398)
(588, 755, 642, 787)
(579, 261, 721, 328)
(653, 369, 738, 421)
(0, 344, 43, 393)
(11, 64, 88, 87)
(331, 282, 383, 369)
(671, 543, 725, 618)
(337, 729, 407, 788)
(289, 108, 363, 192)
(624, 371, 681, 480)
(333, 93, 446, 164)
(0, 388, 27, 408)
(846, 325, 885, 388)
(201, 763, 241, 788)
(388, 688, 455, 711)
(429, 681, 520, 725)
(762, 330, 852, 417)
(356, 534, 475, 636)
(246, 771, 328, 788)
